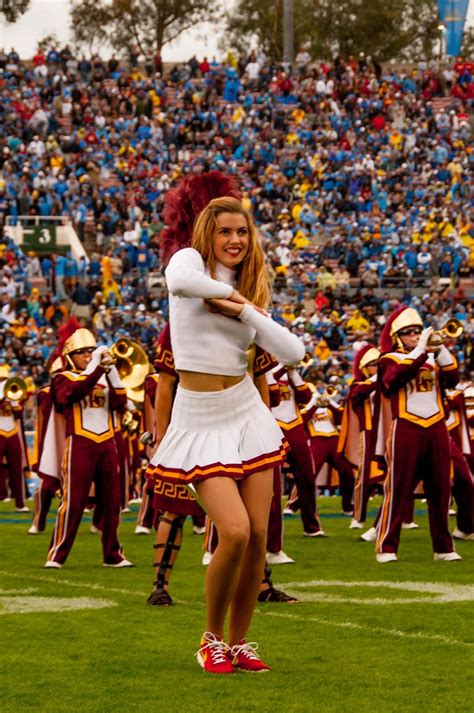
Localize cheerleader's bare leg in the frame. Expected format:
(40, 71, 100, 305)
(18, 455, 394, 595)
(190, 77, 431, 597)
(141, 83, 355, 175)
(228, 468, 273, 645)
(195, 477, 251, 639)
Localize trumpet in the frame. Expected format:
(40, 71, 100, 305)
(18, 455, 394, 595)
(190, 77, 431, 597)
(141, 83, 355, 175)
(428, 318, 463, 348)
(316, 385, 339, 407)
(4, 376, 28, 402)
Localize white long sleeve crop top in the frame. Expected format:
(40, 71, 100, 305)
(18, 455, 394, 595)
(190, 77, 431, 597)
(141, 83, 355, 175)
(165, 248, 305, 376)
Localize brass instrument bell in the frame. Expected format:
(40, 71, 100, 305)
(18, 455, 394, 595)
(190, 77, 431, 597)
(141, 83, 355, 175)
(4, 376, 28, 402)
(108, 338, 151, 402)
(428, 318, 463, 347)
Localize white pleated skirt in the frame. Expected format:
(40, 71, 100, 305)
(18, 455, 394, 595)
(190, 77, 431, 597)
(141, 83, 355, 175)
(146, 375, 286, 485)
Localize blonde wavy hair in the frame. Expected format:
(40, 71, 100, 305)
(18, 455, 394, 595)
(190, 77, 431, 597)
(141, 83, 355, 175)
(191, 197, 270, 309)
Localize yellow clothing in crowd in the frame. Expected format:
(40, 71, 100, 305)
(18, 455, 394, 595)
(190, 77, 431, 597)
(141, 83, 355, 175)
(346, 310, 369, 332)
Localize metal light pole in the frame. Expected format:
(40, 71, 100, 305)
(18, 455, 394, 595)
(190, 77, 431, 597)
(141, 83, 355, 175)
(437, 23, 446, 64)
(283, 0, 294, 65)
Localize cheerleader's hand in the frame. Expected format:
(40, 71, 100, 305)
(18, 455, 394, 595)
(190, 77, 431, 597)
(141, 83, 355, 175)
(204, 298, 244, 317)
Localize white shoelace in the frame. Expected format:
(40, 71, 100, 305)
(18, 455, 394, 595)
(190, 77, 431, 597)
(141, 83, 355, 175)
(196, 632, 229, 665)
(231, 641, 260, 660)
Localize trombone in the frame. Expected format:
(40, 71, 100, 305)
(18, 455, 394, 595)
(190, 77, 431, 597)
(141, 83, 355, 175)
(428, 318, 463, 348)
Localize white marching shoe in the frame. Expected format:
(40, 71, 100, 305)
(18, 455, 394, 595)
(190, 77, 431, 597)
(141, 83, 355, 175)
(193, 525, 206, 535)
(283, 507, 297, 516)
(402, 522, 419, 529)
(359, 526, 377, 542)
(349, 519, 364, 529)
(376, 553, 398, 563)
(134, 525, 151, 535)
(266, 550, 295, 565)
(452, 527, 474, 541)
(103, 559, 135, 568)
(15, 506, 30, 513)
(202, 551, 213, 566)
(90, 525, 100, 534)
(433, 551, 462, 561)
(303, 530, 328, 538)
(27, 524, 41, 534)
(44, 560, 62, 569)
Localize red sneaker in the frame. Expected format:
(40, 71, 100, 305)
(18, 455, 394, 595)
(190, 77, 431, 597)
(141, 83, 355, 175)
(196, 632, 234, 674)
(230, 640, 271, 673)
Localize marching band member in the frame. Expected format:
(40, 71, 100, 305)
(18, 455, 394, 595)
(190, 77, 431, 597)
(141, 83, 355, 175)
(338, 345, 382, 530)
(445, 387, 474, 540)
(28, 355, 65, 534)
(145, 197, 304, 673)
(134, 371, 160, 535)
(375, 307, 461, 562)
(304, 386, 355, 517)
(267, 365, 324, 536)
(146, 323, 206, 607)
(0, 365, 30, 512)
(45, 319, 134, 568)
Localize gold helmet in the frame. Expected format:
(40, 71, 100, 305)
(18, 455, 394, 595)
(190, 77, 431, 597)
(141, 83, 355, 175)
(359, 347, 380, 373)
(0, 364, 11, 380)
(62, 328, 97, 357)
(390, 308, 423, 337)
(49, 357, 64, 375)
(380, 307, 424, 353)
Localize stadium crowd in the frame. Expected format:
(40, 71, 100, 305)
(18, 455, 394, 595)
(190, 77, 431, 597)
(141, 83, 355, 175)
(0, 43, 473, 416)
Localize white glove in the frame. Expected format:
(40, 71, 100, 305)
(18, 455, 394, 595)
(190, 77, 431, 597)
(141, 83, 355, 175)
(84, 345, 108, 374)
(417, 327, 433, 352)
(107, 364, 124, 388)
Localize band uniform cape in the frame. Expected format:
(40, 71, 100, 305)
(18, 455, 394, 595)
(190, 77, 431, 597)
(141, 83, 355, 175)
(337, 344, 385, 484)
(31, 383, 66, 484)
(446, 387, 472, 458)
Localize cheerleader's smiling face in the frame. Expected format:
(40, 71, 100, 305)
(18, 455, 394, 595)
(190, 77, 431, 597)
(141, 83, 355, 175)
(213, 212, 250, 269)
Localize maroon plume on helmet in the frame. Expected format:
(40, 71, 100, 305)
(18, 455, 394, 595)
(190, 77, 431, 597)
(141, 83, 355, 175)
(159, 171, 241, 266)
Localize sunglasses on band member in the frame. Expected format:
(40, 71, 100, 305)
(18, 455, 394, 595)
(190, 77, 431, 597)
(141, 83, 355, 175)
(73, 348, 95, 355)
(398, 327, 422, 337)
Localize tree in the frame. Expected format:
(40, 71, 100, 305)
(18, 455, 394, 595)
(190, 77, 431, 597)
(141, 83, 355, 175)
(70, 0, 219, 55)
(222, 0, 308, 59)
(224, 0, 441, 62)
(1, 0, 30, 23)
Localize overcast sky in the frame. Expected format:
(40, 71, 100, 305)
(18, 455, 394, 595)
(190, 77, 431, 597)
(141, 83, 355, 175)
(0, 0, 221, 60)
(1, 0, 473, 61)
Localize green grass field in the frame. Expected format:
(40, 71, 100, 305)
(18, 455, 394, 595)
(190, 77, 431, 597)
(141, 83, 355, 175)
(1, 497, 473, 713)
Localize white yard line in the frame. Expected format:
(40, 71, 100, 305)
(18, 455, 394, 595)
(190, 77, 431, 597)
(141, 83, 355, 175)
(0, 569, 150, 597)
(0, 570, 196, 605)
(258, 611, 474, 648)
(283, 579, 474, 605)
(0, 596, 117, 615)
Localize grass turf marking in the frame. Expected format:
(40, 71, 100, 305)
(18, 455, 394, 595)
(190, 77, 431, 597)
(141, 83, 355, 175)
(0, 596, 117, 615)
(0, 569, 151, 597)
(0, 570, 195, 605)
(283, 579, 474, 605)
(258, 611, 474, 648)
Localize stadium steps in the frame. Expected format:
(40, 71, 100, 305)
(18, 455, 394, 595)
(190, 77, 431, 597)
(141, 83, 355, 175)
(431, 96, 454, 113)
